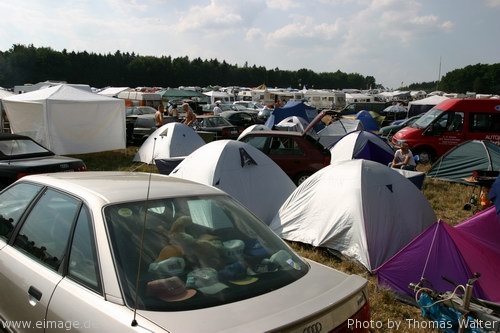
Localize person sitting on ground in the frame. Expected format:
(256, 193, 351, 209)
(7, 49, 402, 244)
(390, 141, 416, 171)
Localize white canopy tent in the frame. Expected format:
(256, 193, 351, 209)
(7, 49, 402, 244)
(97, 87, 130, 97)
(2, 84, 126, 154)
(0, 89, 14, 132)
(407, 95, 449, 116)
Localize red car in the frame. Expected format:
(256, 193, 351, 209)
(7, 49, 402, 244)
(238, 130, 330, 185)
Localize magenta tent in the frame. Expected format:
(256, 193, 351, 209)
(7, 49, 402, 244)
(375, 207, 500, 302)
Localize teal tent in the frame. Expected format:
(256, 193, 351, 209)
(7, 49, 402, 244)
(427, 140, 500, 183)
(156, 88, 206, 101)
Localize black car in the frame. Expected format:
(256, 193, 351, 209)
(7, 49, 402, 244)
(126, 114, 157, 144)
(0, 133, 86, 189)
(194, 115, 240, 140)
(219, 111, 262, 131)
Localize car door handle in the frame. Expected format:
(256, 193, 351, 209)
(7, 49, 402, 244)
(28, 286, 42, 302)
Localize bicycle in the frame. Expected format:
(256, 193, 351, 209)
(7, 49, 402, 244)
(409, 273, 500, 333)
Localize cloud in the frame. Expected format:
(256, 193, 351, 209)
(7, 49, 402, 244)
(484, 0, 500, 7)
(266, 0, 301, 10)
(176, 0, 244, 33)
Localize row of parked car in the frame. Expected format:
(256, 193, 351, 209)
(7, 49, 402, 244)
(0, 109, 371, 333)
(125, 105, 268, 144)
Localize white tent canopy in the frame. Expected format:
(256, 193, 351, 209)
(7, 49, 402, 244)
(170, 140, 296, 224)
(270, 159, 436, 271)
(2, 84, 126, 154)
(237, 124, 270, 141)
(274, 116, 309, 132)
(97, 87, 130, 97)
(133, 122, 206, 164)
(407, 95, 449, 116)
(203, 91, 232, 104)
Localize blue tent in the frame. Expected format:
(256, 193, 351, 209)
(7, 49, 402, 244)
(265, 101, 324, 132)
(355, 110, 380, 132)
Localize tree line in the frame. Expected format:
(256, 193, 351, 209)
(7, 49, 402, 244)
(0, 44, 498, 94)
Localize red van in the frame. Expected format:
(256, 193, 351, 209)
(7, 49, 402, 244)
(391, 98, 500, 162)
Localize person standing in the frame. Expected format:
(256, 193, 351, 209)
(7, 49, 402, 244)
(213, 101, 222, 116)
(168, 103, 179, 121)
(182, 103, 196, 126)
(155, 104, 164, 128)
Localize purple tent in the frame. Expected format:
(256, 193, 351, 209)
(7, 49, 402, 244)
(375, 207, 500, 302)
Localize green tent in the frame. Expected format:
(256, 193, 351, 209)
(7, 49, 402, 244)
(427, 140, 500, 183)
(156, 88, 206, 101)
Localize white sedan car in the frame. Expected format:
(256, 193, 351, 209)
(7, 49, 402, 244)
(0, 172, 370, 333)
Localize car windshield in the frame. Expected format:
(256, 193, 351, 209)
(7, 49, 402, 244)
(0, 138, 53, 159)
(200, 117, 232, 127)
(411, 108, 443, 129)
(104, 194, 308, 311)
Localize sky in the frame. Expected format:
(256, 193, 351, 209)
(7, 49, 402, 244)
(1, 0, 499, 89)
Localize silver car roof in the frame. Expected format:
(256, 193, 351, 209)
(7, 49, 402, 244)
(20, 171, 223, 204)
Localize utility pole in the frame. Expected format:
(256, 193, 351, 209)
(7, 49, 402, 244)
(436, 56, 442, 91)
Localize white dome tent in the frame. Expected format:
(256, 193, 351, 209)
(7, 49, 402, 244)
(170, 140, 296, 224)
(270, 159, 436, 271)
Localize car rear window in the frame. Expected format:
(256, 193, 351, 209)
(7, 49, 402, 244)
(104, 194, 308, 311)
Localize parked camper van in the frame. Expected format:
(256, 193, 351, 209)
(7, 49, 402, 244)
(391, 98, 500, 162)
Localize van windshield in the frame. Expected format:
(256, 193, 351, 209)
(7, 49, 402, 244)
(411, 108, 443, 129)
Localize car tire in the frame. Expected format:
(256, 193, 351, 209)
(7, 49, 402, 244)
(294, 173, 312, 186)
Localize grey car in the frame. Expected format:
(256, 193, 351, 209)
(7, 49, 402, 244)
(0, 172, 370, 332)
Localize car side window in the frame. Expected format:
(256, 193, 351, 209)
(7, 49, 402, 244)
(0, 183, 43, 241)
(13, 189, 80, 271)
(270, 137, 303, 155)
(68, 207, 102, 293)
(469, 113, 500, 132)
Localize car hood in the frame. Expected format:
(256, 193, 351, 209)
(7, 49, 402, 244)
(379, 124, 402, 134)
(137, 259, 367, 333)
(392, 126, 419, 141)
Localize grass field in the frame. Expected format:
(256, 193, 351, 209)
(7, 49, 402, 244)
(73, 147, 477, 332)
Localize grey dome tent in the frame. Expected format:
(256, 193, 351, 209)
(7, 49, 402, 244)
(270, 159, 436, 271)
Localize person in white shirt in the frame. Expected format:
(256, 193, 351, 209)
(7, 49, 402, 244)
(390, 141, 416, 171)
(213, 101, 222, 116)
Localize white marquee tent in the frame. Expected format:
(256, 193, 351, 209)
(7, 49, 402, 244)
(2, 84, 126, 154)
